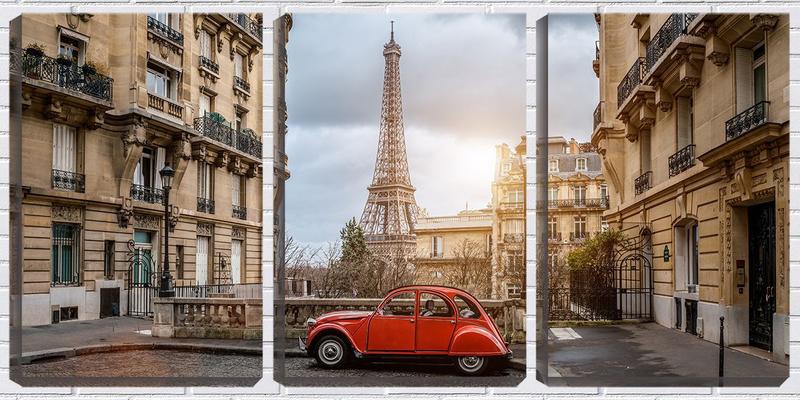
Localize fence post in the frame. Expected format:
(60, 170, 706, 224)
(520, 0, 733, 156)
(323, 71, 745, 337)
(719, 316, 724, 386)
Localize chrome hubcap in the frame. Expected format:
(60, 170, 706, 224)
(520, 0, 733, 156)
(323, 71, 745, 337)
(319, 340, 343, 364)
(459, 356, 484, 372)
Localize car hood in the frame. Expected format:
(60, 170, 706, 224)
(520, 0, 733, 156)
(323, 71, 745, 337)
(316, 310, 373, 323)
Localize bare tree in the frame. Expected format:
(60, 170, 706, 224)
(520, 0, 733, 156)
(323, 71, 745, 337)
(446, 239, 491, 298)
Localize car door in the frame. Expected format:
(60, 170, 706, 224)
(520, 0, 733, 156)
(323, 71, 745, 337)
(415, 291, 457, 351)
(367, 290, 417, 352)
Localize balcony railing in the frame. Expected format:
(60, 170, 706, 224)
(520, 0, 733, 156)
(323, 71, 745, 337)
(570, 232, 589, 241)
(645, 14, 698, 73)
(548, 232, 562, 243)
(548, 198, 609, 209)
(668, 144, 695, 177)
(593, 102, 602, 131)
(617, 57, 645, 107)
(634, 171, 652, 196)
(147, 93, 183, 119)
(725, 101, 770, 142)
(232, 205, 247, 220)
(233, 76, 250, 93)
(197, 197, 215, 214)
(147, 16, 184, 46)
(199, 56, 219, 74)
(228, 13, 263, 42)
(194, 114, 262, 158)
(52, 169, 85, 193)
(504, 233, 525, 243)
(131, 184, 165, 205)
(15, 51, 113, 102)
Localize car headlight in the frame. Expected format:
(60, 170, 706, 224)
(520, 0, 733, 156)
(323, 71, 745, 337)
(306, 318, 316, 328)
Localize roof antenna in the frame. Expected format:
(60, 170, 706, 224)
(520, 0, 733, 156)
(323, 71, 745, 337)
(391, 20, 394, 41)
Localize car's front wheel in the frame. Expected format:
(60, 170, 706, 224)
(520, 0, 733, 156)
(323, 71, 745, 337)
(455, 355, 489, 375)
(314, 335, 350, 369)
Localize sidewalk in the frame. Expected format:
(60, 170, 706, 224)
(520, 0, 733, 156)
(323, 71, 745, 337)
(19, 316, 261, 363)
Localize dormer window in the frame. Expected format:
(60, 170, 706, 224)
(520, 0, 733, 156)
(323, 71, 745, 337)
(576, 158, 587, 171)
(548, 160, 559, 173)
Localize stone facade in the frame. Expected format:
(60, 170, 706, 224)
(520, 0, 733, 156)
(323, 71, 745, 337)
(593, 13, 789, 360)
(546, 136, 608, 274)
(13, 13, 263, 326)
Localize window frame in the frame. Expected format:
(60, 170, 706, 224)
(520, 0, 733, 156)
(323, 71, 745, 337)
(576, 157, 587, 171)
(548, 159, 559, 173)
(418, 292, 454, 318)
(378, 290, 416, 317)
(52, 223, 81, 286)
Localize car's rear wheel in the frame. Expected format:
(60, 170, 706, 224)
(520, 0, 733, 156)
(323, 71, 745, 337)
(314, 335, 350, 369)
(455, 355, 489, 375)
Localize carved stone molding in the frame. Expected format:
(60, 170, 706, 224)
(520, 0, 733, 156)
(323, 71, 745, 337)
(192, 143, 208, 162)
(246, 163, 258, 178)
(117, 197, 134, 228)
(172, 133, 192, 162)
(123, 117, 148, 158)
(51, 205, 82, 223)
(214, 151, 229, 169)
(751, 14, 779, 32)
(232, 226, 246, 240)
(133, 213, 161, 230)
(197, 222, 213, 236)
(169, 205, 181, 233)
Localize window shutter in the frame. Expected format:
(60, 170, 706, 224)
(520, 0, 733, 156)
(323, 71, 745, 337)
(735, 47, 754, 113)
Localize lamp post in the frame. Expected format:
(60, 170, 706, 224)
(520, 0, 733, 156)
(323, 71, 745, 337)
(159, 165, 176, 298)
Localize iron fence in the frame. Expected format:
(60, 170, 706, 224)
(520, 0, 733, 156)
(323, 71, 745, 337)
(147, 16, 184, 45)
(17, 51, 113, 102)
(725, 101, 770, 141)
(634, 171, 652, 195)
(51, 169, 85, 193)
(174, 283, 262, 299)
(668, 144, 695, 177)
(130, 184, 165, 205)
(645, 14, 698, 73)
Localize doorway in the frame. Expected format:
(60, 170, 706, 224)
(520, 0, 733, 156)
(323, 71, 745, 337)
(748, 201, 776, 350)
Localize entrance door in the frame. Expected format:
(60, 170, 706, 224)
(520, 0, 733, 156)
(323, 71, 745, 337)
(231, 239, 242, 284)
(748, 202, 776, 350)
(367, 290, 416, 352)
(415, 292, 456, 351)
(128, 231, 157, 317)
(196, 236, 209, 285)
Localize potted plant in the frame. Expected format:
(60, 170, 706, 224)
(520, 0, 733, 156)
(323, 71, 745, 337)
(24, 43, 45, 57)
(208, 111, 226, 123)
(55, 54, 74, 67)
(82, 61, 98, 75)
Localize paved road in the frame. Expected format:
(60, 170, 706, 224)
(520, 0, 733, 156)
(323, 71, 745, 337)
(547, 323, 788, 386)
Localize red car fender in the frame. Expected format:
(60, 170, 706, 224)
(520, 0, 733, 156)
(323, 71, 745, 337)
(448, 323, 507, 356)
(307, 322, 364, 353)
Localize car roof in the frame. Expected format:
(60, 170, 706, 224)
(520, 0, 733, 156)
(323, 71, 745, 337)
(386, 285, 475, 297)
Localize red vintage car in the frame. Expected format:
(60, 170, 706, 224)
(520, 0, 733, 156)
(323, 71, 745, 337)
(298, 285, 512, 375)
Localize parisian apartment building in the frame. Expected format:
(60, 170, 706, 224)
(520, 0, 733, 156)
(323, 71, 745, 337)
(415, 137, 526, 300)
(546, 136, 608, 277)
(593, 13, 789, 360)
(12, 13, 264, 326)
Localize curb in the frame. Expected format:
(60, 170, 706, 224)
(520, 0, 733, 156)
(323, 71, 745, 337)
(283, 350, 527, 371)
(17, 342, 262, 365)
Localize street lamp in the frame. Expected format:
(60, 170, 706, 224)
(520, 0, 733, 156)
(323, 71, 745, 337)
(159, 165, 176, 298)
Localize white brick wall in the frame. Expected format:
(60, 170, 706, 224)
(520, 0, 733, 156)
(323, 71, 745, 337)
(0, 1, 798, 398)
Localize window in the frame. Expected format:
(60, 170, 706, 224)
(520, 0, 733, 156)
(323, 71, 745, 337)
(573, 185, 586, 205)
(735, 41, 767, 112)
(549, 186, 559, 201)
(103, 240, 115, 280)
(381, 291, 415, 316)
(52, 124, 77, 173)
(52, 224, 80, 285)
(753, 42, 766, 104)
(199, 93, 212, 117)
(432, 236, 444, 258)
(196, 235, 209, 285)
(200, 30, 213, 59)
(576, 158, 587, 171)
(688, 223, 699, 288)
(503, 219, 524, 235)
(675, 221, 699, 292)
(677, 96, 694, 149)
(573, 216, 587, 238)
(231, 239, 242, 284)
(58, 34, 84, 65)
(176, 245, 184, 280)
(549, 160, 559, 173)
(419, 292, 452, 317)
(235, 111, 244, 132)
(600, 184, 608, 199)
(640, 130, 651, 174)
(453, 295, 480, 319)
(507, 189, 524, 203)
(234, 52, 244, 79)
(548, 216, 558, 239)
(198, 162, 213, 201)
(502, 162, 511, 174)
(134, 147, 165, 189)
(507, 285, 522, 299)
(150, 13, 172, 27)
(601, 220, 610, 232)
(231, 173, 243, 207)
(146, 63, 175, 100)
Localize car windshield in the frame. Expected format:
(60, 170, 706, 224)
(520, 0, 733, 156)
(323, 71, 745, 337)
(453, 295, 481, 319)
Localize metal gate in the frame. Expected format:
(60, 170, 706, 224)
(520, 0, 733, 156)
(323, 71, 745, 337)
(126, 239, 159, 317)
(612, 233, 653, 320)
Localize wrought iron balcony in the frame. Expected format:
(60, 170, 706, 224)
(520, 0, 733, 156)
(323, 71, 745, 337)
(569, 232, 589, 241)
(130, 184, 165, 205)
(634, 171, 652, 196)
(147, 93, 183, 119)
(725, 101, 770, 142)
(593, 102, 602, 132)
(51, 169, 85, 193)
(548, 232, 562, 243)
(228, 13, 262, 42)
(547, 198, 610, 209)
(194, 114, 262, 159)
(232, 205, 247, 220)
(668, 144, 695, 177)
(504, 233, 525, 243)
(617, 57, 645, 107)
(233, 76, 250, 93)
(15, 51, 113, 102)
(197, 197, 215, 214)
(645, 14, 698, 73)
(147, 16, 184, 45)
(199, 56, 219, 74)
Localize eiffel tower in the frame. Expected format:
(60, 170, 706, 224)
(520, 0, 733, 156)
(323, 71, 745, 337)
(359, 22, 419, 258)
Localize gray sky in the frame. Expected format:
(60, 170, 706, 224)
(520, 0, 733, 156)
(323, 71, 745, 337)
(286, 14, 525, 247)
(548, 14, 598, 142)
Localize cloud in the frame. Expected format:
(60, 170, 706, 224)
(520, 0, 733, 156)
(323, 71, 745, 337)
(547, 14, 598, 143)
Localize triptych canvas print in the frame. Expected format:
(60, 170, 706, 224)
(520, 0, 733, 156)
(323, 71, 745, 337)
(4, 10, 791, 388)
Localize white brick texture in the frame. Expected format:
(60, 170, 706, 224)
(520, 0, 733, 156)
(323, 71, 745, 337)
(0, 1, 799, 398)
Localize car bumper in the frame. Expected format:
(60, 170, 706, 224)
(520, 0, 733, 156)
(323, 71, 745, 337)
(298, 336, 307, 352)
